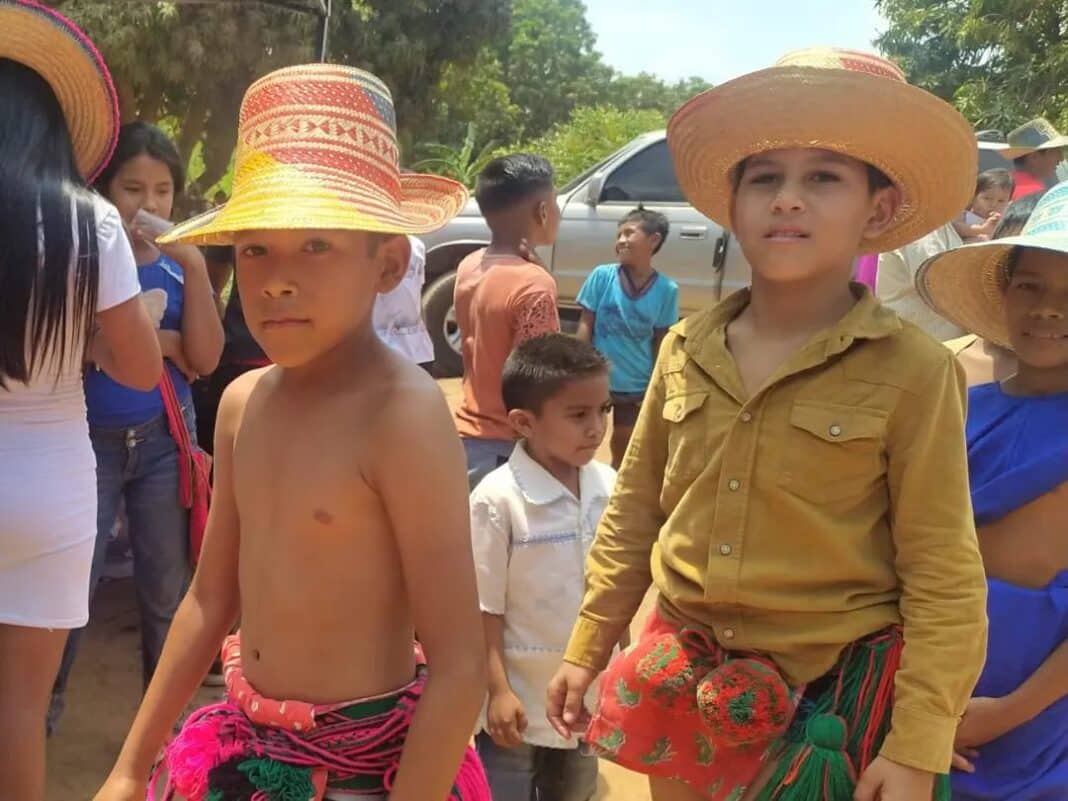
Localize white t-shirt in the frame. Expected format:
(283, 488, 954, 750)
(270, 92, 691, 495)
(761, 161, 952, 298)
(470, 442, 617, 749)
(373, 236, 434, 364)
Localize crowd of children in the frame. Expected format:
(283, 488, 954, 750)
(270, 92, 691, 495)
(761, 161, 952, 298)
(0, 3, 1066, 801)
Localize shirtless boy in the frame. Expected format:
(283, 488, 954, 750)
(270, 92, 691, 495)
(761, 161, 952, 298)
(93, 65, 488, 801)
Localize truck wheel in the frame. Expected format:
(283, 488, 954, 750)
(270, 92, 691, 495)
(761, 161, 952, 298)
(423, 271, 464, 378)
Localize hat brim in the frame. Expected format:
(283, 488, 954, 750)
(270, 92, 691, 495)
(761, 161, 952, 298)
(666, 66, 977, 253)
(0, 1, 119, 182)
(160, 173, 469, 246)
(916, 233, 1068, 348)
(1001, 136, 1068, 161)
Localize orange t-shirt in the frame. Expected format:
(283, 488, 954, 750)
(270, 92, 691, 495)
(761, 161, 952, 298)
(453, 249, 560, 441)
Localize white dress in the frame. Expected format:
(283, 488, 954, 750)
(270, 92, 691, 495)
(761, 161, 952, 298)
(0, 195, 141, 628)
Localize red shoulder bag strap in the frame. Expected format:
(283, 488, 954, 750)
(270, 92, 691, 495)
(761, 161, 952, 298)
(159, 369, 194, 507)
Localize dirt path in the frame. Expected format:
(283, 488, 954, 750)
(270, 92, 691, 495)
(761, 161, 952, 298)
(46, 379, 651, 800)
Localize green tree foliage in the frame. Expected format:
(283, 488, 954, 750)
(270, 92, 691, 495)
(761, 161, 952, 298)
(412, 123, 499, 187)
(876, 0, 1068, 132)
(499, 105, 668, 186)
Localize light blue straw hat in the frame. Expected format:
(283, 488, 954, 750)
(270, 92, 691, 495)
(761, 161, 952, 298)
(917, 179, 1068, 347)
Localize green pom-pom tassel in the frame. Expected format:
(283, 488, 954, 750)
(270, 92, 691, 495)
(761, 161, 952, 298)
(205, 791, 224, 801)
(805, 713, 848, 750)
(238, 757, 316, 801)
(754, 714, 856, 801)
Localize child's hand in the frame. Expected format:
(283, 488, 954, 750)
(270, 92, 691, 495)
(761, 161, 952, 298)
(546, 663, 597, 739)
(486, 689, 528, 748)
(955, 696, 1017, 749)
(157, 329, 198, 382)
(978, 213, 1001, 236)
(92, 774, 146, 801)
(854, 756, 934, 801)
(952, 747, 979, 773)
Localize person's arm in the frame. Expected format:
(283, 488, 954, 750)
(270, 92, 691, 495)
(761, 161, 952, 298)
(158, 242, 224, 376)
(92, 297, 164, 391)
(470, 491, 526, 747)
(576, 309, 595, 343)
(1002, 638, 1068, 724)
(574, 269, 604, 345)
(565, 343, 672, 669)
(652, 283, 679, 363)
(371, 379, 486, 801)
(94, 369, 252, 800)
(875, 353, 988, 775)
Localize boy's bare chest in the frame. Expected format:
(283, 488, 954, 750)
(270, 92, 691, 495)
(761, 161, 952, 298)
(231, 403, 378, 540)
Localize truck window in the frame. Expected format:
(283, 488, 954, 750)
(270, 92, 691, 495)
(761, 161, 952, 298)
(600, 140, 685, 204)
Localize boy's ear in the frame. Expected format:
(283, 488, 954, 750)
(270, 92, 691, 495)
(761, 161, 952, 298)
(535, 199, 550, 228)
(507, 407, 537, 440)
(861, 184, 903, 245)
(650, 231, 664, 252)
(376, 234, 412, 294)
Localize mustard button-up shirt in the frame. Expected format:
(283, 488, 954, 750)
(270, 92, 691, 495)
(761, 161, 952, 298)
(564, 288, 988, 774)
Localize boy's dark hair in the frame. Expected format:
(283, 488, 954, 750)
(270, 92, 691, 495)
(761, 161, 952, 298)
(475, 153, 554, 217)
(502, 333, 608, 413)
(94, 121, 185, 195)
(620, 205, 670, 254)
(975, 168, 1014, 197)
(994, 189, 1046, 240)
(731, 157, 893, 194)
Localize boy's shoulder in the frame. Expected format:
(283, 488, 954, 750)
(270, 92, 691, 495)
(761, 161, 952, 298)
(583, 458, 618, 496)
(656, 270, 680, 292)
(847, 312, 961, 394)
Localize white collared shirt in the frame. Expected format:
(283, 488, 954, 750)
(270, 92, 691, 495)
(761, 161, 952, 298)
(373, 236, 434, 364)
(470, 441, 616, 749)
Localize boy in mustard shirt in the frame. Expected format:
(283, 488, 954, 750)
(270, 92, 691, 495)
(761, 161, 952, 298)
(547, 48, 988, 801)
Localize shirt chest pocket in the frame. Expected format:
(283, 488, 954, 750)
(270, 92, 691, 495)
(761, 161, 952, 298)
(778, 402, 888, 503)
(661, 390, 710, 482)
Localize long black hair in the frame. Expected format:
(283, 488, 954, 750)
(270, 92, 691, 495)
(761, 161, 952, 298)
(0, 57, 99, 386)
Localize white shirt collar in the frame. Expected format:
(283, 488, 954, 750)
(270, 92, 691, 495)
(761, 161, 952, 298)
(508, 441, 610, 509)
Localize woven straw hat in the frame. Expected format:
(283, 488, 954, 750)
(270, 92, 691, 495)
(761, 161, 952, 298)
(0, 0, 119, 182)
(1000, 117, 1068, 161)
(162, 64, 467, 245)
(666, 47, 977, 253)
(917, 179, 1068, 348)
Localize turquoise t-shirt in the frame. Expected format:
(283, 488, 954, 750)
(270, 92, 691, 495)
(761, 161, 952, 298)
(577, 263, 679, 394)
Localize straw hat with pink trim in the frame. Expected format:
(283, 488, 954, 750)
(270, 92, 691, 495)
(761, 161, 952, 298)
(0, 0, 120, 182)
(666, 47, 977, 253)
(161, 64, 468, 246)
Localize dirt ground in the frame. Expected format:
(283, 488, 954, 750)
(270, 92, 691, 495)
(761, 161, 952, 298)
(45, 378, 653, 801)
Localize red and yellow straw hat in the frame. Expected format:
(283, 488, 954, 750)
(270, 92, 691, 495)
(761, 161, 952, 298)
(667, 47, 977, 253)
(162, 63, 468, 246)
(0, 0, 120, 182)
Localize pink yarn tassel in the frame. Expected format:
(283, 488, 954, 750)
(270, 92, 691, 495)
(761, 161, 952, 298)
(450, 745, 491, 801)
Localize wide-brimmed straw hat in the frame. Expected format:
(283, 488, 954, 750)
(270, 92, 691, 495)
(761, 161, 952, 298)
(666, 47, 977, 253)
(917, 179, 1068, 348)
(161, 64, 467, 246)
(0, 0, 119, 182)
(1000, 118, 1068, 161)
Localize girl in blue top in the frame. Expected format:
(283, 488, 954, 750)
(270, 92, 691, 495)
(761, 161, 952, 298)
(50, 123, 223, 730)
(918, 181, 1068, 801)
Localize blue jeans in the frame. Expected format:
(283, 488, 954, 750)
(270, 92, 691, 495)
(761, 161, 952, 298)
(48, 406, 195, 732)
(462, 437, 515, 491)
(476, 733, 598, 801)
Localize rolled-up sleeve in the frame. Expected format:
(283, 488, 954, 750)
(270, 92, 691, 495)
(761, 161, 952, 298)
(880, 352, 988, 772)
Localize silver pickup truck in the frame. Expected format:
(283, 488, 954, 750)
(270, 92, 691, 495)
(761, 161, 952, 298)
(419, 130, 750, 376)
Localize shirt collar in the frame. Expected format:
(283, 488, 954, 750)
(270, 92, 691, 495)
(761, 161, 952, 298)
(508, 441, 608, 509)
(672, 284, 902, 387)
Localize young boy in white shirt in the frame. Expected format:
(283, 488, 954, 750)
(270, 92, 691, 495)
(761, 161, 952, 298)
(470, 333, 616, 801)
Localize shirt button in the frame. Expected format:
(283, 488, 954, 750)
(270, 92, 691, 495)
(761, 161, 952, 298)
(719, 543, 732, 556)
(829, 424, 842, 437)
(740, 412, 752, 423)
(728, 479, 741, 491)
(722, 628, 736, 640)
